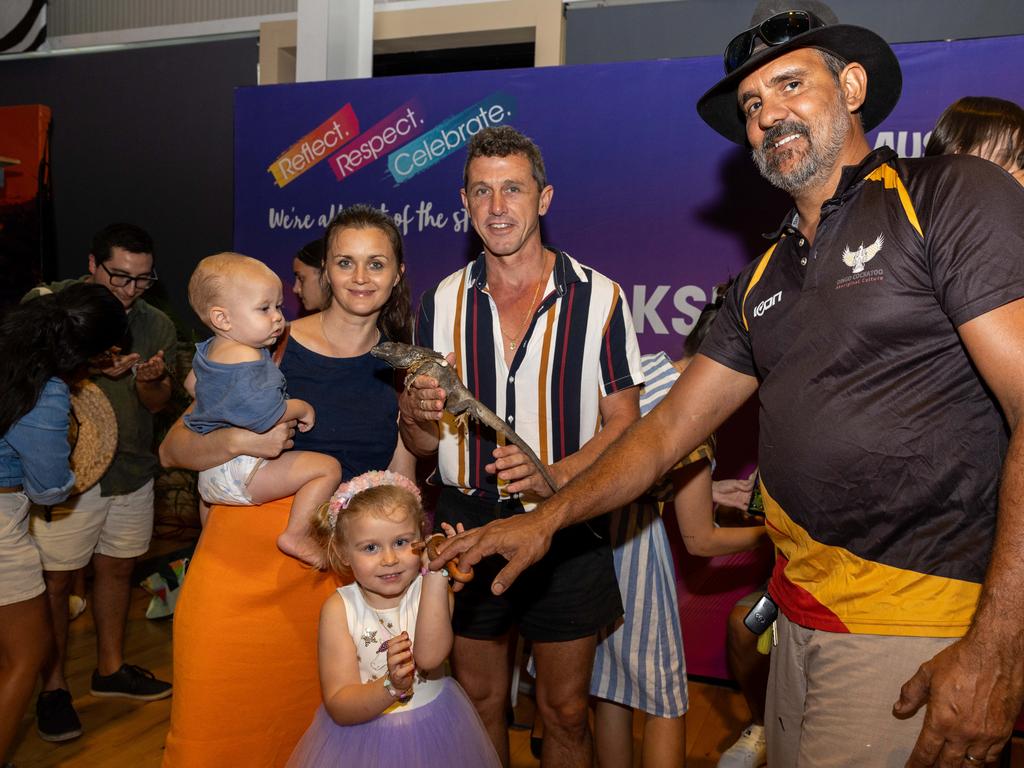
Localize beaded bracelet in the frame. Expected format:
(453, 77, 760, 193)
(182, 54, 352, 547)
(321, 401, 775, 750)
(420, 566, 450, 578)
(383, 673, 412, 701)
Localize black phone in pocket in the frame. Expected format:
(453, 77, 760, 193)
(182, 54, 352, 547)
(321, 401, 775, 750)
(743, 592, 778, 635)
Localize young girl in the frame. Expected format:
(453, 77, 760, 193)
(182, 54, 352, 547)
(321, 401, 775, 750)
(286, 470, 499, 768)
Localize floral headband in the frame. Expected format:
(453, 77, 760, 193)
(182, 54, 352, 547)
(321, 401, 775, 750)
(327, 470, 422, 531)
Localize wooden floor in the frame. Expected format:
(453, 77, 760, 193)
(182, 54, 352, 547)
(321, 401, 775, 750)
(10, 576, 753, 767)
(507, 680, 754, 768)
(11, 575, 1024, 767)
(11, 584, 175, 768)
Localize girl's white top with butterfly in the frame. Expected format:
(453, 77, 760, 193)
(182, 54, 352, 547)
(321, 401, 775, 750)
(340, 575, 444, 713)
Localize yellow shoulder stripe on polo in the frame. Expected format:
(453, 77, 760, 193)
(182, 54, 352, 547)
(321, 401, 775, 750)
(865, 164, 924, 239)
(741, 243, 778, 332)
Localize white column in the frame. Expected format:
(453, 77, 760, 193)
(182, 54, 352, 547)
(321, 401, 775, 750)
(296, 0, 373, 83)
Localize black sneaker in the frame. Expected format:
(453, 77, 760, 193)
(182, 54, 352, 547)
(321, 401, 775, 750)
(89, 664, 172, 701)
(36, 688, 82, 742)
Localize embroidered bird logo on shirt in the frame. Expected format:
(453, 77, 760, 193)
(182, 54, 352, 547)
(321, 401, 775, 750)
(842, 234, 884, 273)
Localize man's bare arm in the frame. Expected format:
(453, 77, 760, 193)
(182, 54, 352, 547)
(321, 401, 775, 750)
(536, 354, 755, 529)
(436, 354, 758, 594)
(489, 386, 640, 496)
(549, 386, 640, 486)
(896, 297, 1024, 766)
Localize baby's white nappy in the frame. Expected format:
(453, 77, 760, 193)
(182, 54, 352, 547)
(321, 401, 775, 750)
(197, 455, 265, 505)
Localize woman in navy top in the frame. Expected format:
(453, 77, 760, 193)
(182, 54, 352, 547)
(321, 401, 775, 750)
(159, 205, 415, 767)
(0, 284, 126, 763)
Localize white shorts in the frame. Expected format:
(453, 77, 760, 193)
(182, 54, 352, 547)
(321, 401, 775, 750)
(0, 492, 45, 606)
(29, 479, 155, 570)
(197, 455, 264, 506)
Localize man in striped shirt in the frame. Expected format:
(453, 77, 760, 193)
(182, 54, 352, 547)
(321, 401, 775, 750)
(400, 126, 643, 767)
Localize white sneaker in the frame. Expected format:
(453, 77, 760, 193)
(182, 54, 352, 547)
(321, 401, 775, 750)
(717, 723, 767, 768)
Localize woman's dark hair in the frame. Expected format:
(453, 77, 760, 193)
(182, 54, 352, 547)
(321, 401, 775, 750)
(683, 280, 733, 359)
(295, 237, 325, 269)
(322, 205, 413, 344)
(925, 96, 1024, 171)
(0, 283, 128, 435)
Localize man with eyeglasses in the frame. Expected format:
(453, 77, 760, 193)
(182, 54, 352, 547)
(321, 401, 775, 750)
(434, 2, 1024, 765)
(24, 222, 176, 742)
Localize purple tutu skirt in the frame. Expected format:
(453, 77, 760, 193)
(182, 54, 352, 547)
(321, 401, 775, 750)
(285, 677, 500, 768)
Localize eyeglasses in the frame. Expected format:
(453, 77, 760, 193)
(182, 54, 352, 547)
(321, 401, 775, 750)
(98, 261, 158, 290)
(723, 10, 827, 74)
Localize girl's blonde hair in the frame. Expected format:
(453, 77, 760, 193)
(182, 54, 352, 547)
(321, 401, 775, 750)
(310, 483, 425, 576)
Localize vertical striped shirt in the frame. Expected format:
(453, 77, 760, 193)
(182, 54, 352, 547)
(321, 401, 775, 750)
(416, 249, 643, 506)
(638, 352, 679, 418)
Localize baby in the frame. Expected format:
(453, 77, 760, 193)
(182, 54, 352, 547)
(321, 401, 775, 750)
(184, 252, 340, 565)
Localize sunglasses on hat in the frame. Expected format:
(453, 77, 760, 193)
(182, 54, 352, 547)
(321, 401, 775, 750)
(723, 10, 828, 74)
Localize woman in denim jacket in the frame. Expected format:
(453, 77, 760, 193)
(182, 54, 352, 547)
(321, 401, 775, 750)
(0, 283, 126, 762)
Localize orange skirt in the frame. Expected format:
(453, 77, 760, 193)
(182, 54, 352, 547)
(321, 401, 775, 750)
(162, 498, 341, 767)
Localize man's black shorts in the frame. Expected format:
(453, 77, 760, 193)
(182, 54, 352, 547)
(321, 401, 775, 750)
(434, 487, 623, 643)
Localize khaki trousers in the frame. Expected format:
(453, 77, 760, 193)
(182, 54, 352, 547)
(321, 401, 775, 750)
(766, 612, 956, 767)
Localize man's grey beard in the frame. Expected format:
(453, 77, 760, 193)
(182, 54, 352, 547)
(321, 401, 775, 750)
(751, 97, 850, 195)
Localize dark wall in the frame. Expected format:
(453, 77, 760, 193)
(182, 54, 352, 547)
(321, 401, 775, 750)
(566, 0, 1024, 64)
(0, 35, 258, 335)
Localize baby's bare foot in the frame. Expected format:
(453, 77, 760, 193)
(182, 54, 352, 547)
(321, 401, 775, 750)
(278, 530, 322, 567)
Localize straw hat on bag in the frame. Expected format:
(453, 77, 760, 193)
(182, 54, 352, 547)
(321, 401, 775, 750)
(68, 380, 118, 494)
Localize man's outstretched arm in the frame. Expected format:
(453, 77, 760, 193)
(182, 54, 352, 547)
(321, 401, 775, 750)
(435, 354, 758, 594)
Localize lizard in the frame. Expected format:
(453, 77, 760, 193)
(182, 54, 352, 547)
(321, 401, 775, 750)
(370, 341, 558, 494)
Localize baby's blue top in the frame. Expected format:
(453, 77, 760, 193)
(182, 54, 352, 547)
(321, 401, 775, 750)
(0, 377, 75, 504)
(184, 338, 287, 435)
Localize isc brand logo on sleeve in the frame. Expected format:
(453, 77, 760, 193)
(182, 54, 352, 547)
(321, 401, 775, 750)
(753, 291, 782, 318)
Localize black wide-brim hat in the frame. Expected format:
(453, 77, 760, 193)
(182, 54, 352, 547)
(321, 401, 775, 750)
(696, 4, 902, 145)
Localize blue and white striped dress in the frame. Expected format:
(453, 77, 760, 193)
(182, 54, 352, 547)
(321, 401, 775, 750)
(590, 351, 709, 717)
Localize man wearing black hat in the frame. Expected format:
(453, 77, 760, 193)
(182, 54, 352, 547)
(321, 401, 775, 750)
(435, 3, 1024, 766)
